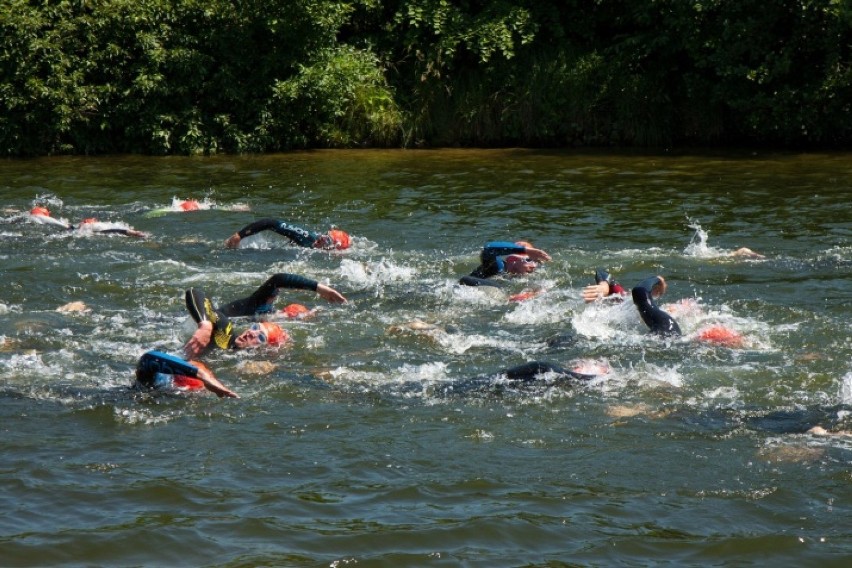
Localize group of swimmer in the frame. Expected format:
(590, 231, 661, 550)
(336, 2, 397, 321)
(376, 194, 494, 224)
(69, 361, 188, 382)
(26, 201, 762, 401)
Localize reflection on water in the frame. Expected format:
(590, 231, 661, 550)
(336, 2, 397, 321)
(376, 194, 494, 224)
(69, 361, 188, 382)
(1, 150, 851, 565)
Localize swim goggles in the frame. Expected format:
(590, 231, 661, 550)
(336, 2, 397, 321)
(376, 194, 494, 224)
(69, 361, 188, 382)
(249, 323, 268, 344)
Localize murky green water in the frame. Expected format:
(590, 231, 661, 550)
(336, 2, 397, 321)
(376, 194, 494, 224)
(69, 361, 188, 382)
(1, 149, 851, 566)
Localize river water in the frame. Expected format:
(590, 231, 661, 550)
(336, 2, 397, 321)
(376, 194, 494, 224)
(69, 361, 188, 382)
(1, 149, 850, 567)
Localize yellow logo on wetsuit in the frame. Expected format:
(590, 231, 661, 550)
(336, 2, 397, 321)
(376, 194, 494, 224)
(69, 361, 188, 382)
(204, 298, 233, 349)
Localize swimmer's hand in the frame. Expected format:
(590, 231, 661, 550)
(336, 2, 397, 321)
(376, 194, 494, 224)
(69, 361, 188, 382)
(582, 281, 610, 302)
(316, 283, 347, 304)
(523, 247, 551, 263)
(196, 365, 239, 399)
(651, 276, 667, 299)
(224, 233, 241, 248)
(731, 247, 765, 259)
(184, 320, 213, 359)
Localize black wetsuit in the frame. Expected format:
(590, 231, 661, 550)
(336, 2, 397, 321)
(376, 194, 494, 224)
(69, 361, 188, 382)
(185, 273, 321, 349)
(437, 361, 596, 396)
(219, 273, 321, 317)
(185, 288, 237, 350)
(631, 276, 682, 337)
(459, 241, 527, 287)
(235, 218, 320, 247)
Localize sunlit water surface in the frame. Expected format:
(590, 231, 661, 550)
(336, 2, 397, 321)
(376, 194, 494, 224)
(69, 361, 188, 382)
(1, 150, 851, 566)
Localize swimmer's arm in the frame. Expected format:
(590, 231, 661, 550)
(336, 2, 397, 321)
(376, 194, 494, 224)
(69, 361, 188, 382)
(95, 228, 148, 238)
(225, 218, 318, 248)
(482, 241, 551, 264)
(225, 218, 280, 247)
(271, 274, 348, 303)
(634, 276, 667, 299)
(184, 321, 213, 359)
(481, 241, 527, 263)
(582, 281, 611, 302)
(256, 273, 347, 302)
(195, 364, 239, 398)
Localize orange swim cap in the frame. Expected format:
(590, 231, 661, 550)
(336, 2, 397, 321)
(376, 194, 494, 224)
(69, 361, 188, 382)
(30, 206, 50, 217)
(697, 325, 744, 348)
(180, 200, 200, 211)
(327, 229, 351, 250)
(508, 290, 539, 303)
(282, 303, 311, 319)
(80, 218, 97, 225)
(258, 322, 288, 345)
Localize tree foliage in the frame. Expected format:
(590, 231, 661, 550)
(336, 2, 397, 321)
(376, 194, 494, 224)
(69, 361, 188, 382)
(1, 0, 849, 155)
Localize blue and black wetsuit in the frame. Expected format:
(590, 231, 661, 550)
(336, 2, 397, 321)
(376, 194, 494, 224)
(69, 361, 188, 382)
(185, 288, 236, 350)
(459, 241, 527, 287)
(235, 218, 320, 247)
(220, 273, 321, 317)
(631, 276, 682, 337)
(135, 351, 200, 388)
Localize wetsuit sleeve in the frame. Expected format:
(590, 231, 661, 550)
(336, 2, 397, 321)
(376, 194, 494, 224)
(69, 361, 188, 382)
(185, 288, 235, 349)
(631, 277, 682, 336)
(236, 218, 320, 247)
(136, 351, 199, 387)
(470, 241, 527, 279)
(220, 273, 320, 317)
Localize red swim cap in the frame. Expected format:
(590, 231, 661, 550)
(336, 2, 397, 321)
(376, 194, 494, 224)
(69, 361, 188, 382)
(180, 200, 200, 211)
(282, 303, 311, 319)
(173, 376, 205, 390)
(508, 290, 539, 303)
(259, 322, 288, 345)
(327, 229, 351, 250)
(30, 206, 50, 217)
(697, 325, 744, 348)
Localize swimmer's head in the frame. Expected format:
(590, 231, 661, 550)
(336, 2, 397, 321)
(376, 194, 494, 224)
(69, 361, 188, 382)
(505, 254, 537, 274)
(30, 206, 50, 217)
(180, 200, 200, 211)
(281, 303, 311, 319)
(315, 229, 351, 250)
(80, 218, 97, 225)
(697, 325, 744, 348)
(234, 322, 287, 349)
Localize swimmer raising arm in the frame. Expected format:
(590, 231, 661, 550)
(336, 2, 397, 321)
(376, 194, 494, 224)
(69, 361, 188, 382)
(225, 218, 350, 250)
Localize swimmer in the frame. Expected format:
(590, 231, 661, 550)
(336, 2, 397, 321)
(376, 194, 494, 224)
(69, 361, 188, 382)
(631, 275, 682, 337)
(183, 287, 289, 358)
(438, 360, 605, 397)
(582, 268, 628, 303)
(730, 247, 765, 259)
(224, 218, 351, 250)
(183, 273, 346, 357)
(135, 351, 238, 398)
(459, 240, 551, 287)
(29, 206, 148, 237)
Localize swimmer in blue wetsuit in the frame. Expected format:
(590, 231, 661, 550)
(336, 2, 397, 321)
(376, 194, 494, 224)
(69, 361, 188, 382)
(135, 351, 238, 398)
(224, 218, 351, 250)
(459, 240, 552, 287)
(631, 275, 681, 337)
